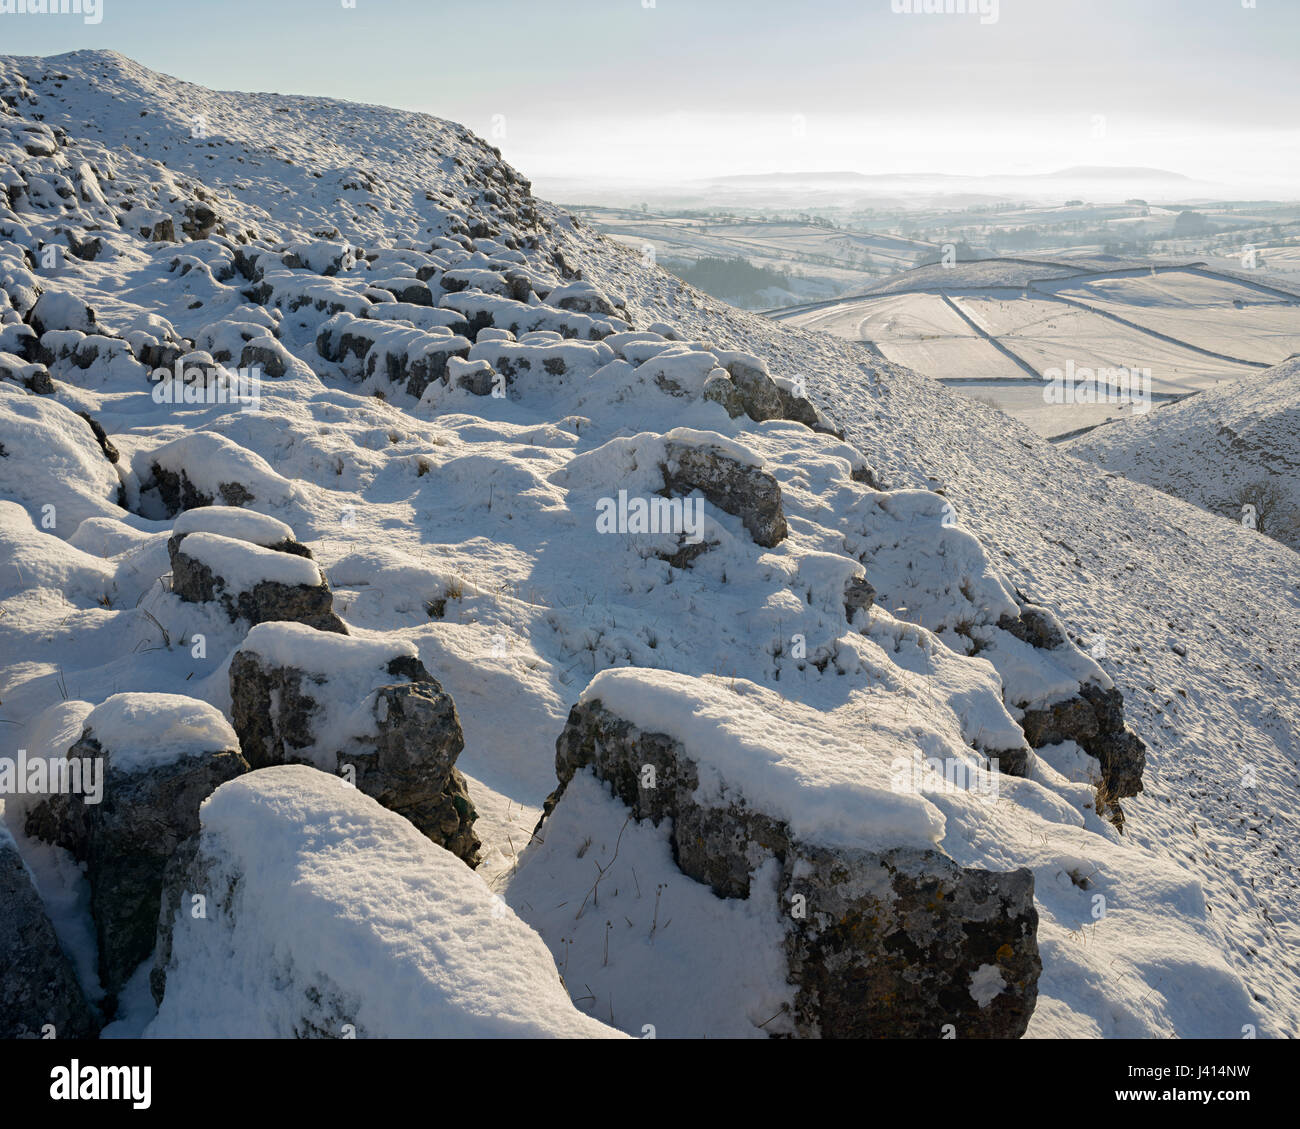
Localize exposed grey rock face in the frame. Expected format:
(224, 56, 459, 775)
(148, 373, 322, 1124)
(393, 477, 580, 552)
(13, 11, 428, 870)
(724, 358, 785, 422)
(544, 701, 1041, 1039)
(1019, 683, 1147, 810)
(76, 411, 119, 463)
(452, 358, 496, 396)
(844, 575, 877, 625)
(999, 602, 1147, 816)
(148, 836, 197, 1007)
(660, 438, 788, 548)
(850, 462, 880, 488)
(775, 383, 825, 430)
(998, 604, 1069, 651)
(169, 533, 348, 635)
(315, 312, 472, 398)
(371, 278, 433, 307)
(0, 350, 53, 393)
(139, 216, 176, 242)
(239, 337, 290, 378)
(148, 461, 254, 513)
(181, 202, 219, 241)
(0, 829, 99, 1038)
(24, 715, 248, 1008)
(368, 337, 473, 399)
(701, 371, 746, 418)
(714, 353, 840, 436)
(227, 630, 480, 864)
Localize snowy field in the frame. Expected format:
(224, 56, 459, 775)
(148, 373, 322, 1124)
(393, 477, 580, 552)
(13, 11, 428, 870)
(777, 264, 1300, 436)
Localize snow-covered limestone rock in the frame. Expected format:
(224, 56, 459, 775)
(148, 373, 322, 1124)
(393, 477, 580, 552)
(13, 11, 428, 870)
(0, 824, 98, 1038)
(148, 766, 620, 1038)
(538, 669, 1041, 1038)
(170, 529, 348, 635)
(228, 622, 479, 864)
(660, 430, 788, 548)
(24, 694, 249, 1006)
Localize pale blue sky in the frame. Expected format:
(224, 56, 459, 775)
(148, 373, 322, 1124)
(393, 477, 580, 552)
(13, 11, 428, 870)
(2, 0, 1296, 188)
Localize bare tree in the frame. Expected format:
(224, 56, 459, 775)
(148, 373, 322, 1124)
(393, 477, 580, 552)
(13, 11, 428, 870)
(1226, 479, 1300, 546)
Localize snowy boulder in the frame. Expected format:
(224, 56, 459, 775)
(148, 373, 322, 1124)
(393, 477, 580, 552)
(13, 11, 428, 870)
(24, 694, 249, 1005)
(844, 575, 877, 625)
(34, 331, 136, 378)
(363, 325, 472, 398)
(715, 352, 785, 422)
(439, 291, 617, 341)
(366, 302, 470, 335)
(228, 622, 479, 863)
(701, 370, 746, 417)
(138, 432, 291, 517)
(129, 333, 187, 373)
(445, 355, 496, 395)
(693, 356, 830, 436)
(314, 311, 383, 370)
(181, 202, 220, 241)
(541, 670, 1041, 1039)
(1018, 683, 1146, 806)
(133, 209, 176, 243)
(168, 505, 311, 561)
(244, 269, 371, 318)
(0, 321, 40, 361)
(440, 266, 530, 301)
(546, 279, 621, 318)
(281, 240, 355, 276)
(0, 825, 98, 1038)
(774, 375, 840, 436)
(635, 347, 722, 399)
(148, 766, 617, 1037)
(0, 349, 53, 393)
(193, 317, 290, 378)
(315, 312, 471, 396)
(468, 338, 614, 389)
(0, 384, 126, 528)
(996, 602, 1146, 811)
(170, 531, 348, 634)
(238, 336, 292, 379)
(661, 430, 788, 547)
(26, 289, 97, 336)
(369, 276, 434, 307)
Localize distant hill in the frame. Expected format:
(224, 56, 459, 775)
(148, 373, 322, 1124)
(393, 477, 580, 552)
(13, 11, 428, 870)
(707, 166, 1191, 185)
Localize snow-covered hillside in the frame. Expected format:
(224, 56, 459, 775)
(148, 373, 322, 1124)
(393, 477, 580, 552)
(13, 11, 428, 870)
(1064, 359, 1300, 551)
(1, 52, 1296, 1040)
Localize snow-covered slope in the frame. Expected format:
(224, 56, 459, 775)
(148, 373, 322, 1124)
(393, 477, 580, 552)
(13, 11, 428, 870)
(1064, 360, 1300, 551)
(1, 52, 1297, 1039)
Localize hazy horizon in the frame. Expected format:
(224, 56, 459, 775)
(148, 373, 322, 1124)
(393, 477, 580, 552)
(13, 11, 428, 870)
(2, 0, 1298, 195)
